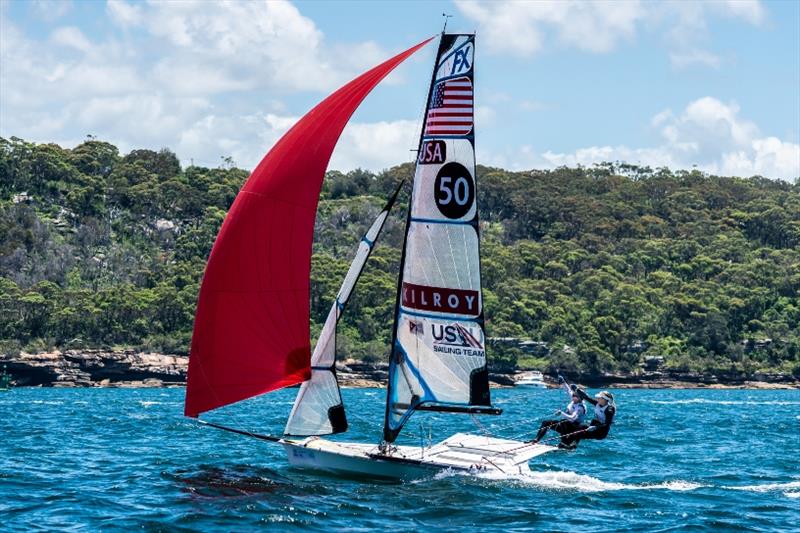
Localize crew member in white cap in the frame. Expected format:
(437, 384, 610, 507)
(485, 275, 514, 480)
(563, 388, 616, 448)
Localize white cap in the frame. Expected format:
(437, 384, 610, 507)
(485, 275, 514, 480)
(595, 391, 613, 402)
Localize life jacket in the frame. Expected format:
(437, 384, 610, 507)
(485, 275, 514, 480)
(594, 403, 615, 426)
(563, 401, 586, 424)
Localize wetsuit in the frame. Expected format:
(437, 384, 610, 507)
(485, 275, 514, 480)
(533, 400, 586, 445)
(565, 388, 616, 445)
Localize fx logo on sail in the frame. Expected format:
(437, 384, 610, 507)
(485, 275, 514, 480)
(450, 45, 471, 76)
(438, 41, 474, 79)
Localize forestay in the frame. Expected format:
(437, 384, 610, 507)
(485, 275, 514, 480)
(384, 34, 494, 443)
(285, 183, 404, 436)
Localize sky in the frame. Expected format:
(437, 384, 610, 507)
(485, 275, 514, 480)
(1, 0, 798, 180)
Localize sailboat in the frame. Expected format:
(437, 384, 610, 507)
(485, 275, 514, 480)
(184, 32, 556, 480)
(516, 371, 548, 388)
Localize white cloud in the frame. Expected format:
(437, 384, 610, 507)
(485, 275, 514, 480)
(519, 99, 547, 112)
(31, 0, 73, 21)
(487, 97, 799, 180)
(331, 119, 421, 171)
(457, 0, 766, 69)
(716, 0, 766, 25)
(475, 105, 497, 127)
(0, 0, 405, 168)
(456, 0, 643, 56)
(173, 114, 421, 173)
(669, 50, 722, 70)
(2, 0, 793, 182)
(151, 59, 254, 96)
(106, 0, 142, 28)
(124, 0, 387, 93)
(50, 26, 95, 55)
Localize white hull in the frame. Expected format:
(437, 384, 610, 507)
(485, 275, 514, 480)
(281, 432, 555, 481)
(515, 371, 548, 388)
(515, 380, 547, 388)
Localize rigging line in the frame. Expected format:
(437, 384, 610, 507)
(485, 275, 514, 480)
(480, 456, 507, 475)
(470, 413, 491, 437)
(196, 420, 282, 443)
(409, 36, 439, 164)
(504, 424, 598, 454)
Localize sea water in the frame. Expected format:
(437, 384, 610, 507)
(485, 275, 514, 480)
(1, 387, 798, 531)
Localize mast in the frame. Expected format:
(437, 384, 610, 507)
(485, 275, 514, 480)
(284, 182, 405, 436)
(383, 33, 497, 444)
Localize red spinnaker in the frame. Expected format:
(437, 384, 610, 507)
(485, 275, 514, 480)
(184, 37, 434, 418)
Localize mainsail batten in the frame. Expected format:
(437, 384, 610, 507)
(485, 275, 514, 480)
(184, 38, 434, 418)
(284, 183, 405, 436)
(384, 34, 492, 443)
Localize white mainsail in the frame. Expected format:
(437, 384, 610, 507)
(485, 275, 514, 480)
(384, 34, 495, 443)
(285, 183, 404, 436)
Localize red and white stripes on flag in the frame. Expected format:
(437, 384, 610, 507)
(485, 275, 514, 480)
(425, 76, 473, 136)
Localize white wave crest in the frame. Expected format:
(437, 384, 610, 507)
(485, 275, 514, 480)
(724, 481, 800, 492)
(520, 471, 706, 492)
(433, 469, 800, 498)
(647, 399, 800, 406)
(433, 468, 705, 492)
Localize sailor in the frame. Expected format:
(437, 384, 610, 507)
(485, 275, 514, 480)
(530, 389, 586, 447)
(564, 388, 616, 448)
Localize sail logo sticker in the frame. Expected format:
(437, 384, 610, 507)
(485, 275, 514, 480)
(409, 320, 424, 336)
(434, 162, 474, 219)
(450, 45, 472, 76)
(401, 282, 479, 315)
(432, 323, 485, 357)
(437, 41, 474, 79)
(418, 140, 446, 164)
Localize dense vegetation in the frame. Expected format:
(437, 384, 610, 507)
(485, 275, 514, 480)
(1, 137, 798, 377)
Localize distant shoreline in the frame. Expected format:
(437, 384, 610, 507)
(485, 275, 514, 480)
(1, 350, 797, 390)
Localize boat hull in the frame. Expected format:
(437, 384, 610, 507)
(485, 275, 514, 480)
(515, 381, 547, 388)
(281, 432, 555, 481)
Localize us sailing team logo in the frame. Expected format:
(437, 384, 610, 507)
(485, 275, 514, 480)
(407, 318, 484, 357)
(432, 322, 484, 357)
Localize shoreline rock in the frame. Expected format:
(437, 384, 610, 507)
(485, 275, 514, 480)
(1, 350, 188, 388)
(1, 351, 797, 390)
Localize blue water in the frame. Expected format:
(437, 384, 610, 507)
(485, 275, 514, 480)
(1, 387, 798, 531)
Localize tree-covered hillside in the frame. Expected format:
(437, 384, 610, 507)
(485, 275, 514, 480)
(1, 137, 798, 377)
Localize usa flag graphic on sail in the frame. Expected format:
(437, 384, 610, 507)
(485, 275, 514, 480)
(425, 77, 473, 135)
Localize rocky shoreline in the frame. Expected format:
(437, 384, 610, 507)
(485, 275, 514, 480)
(0, 350, 797, 389)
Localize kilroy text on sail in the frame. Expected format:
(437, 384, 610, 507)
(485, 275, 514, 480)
(401, 281, 479, 315)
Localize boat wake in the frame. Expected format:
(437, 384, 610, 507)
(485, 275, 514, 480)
(434, 469, 799, 497)
(431, 468, 705, 492)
